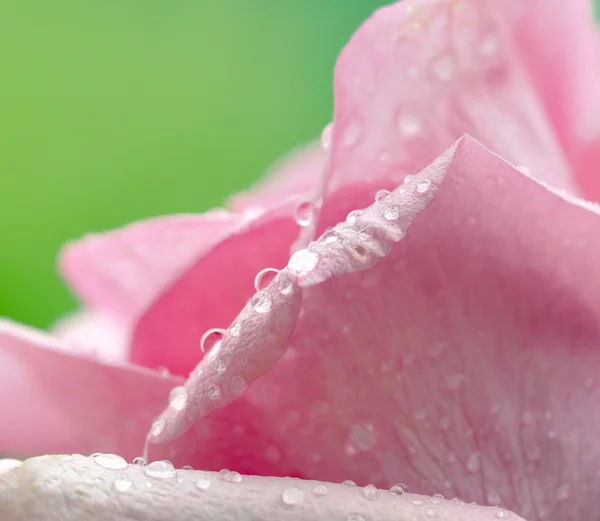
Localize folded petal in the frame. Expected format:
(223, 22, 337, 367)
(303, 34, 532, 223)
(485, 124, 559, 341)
(150, 138, 600, 521)
(320, 0, 600, 222)
(0, 454, 523, 521)
(0, 320, 180, 459)
(131, 200, 300, 377)
(59, 212, 244, 321)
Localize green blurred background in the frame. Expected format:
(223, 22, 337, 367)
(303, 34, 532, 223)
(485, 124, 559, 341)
(1, 0, 386, 328)
(2, 1, 600, 328)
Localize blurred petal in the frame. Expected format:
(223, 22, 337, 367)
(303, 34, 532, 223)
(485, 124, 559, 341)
(0, 455, 522, 521)
(150, 138, 600, 521)
(319, 0, 600, 224)
(52, 311, 128, 364)
(228, 141, 326, 212)
(0, 319, 180, 459)
(573, 135, 600, 203)
(60, 212, 243, 321)
(131, 200, 299, 377)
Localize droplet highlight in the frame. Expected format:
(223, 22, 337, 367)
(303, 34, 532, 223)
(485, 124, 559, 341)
(362, 484, 377, 500)
(288, 249, 319, 275)
(114, 478, 132, 492)
(383, 205, 400, 221)
(251, 291, 272, 314)
(200, 328, 226, 354)
(282, 487, 304, 505)
(93, 453, 128, 471)
(223, 471, 242, 483)
(375, 189, 390, 202)
(195, 476, 212, 490)
(169, 386, 187, 411)
(294, 200, 314, 227)
(144, 460, 176, 479)
(254, 268, 280, 291)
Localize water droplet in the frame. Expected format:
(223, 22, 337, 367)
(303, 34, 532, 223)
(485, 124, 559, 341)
(321, 123, 333, 150)
(230, 375, 247, 396)
(398, 111, 423, 136)
(342, 480, 357, 487)
(214, 359, 225, 373)
(362, 484, 377, 500)
(169, 386, 187, 411)
(288, 249, 319, 275)
(346, 210, 362, 225)
(251, 291, 272, 314)
(466, 452, 481, 473)
(254, 268, 280, 291)
(114, 478, 132, 492)
(151, 419, 165, 437)
(93, 453, 128, 471)
(417, 180, 431, 193)
(282, 487, 304, 505)
(200, 328, 226, 354)
(223, 471, 242, 483)
(432, 55, 455, 82)
(497, 510, 508, 519)
(208, 385, 221, 400)
(0, 459, 22, 475)
(182, 465, 193, 470)
(390, 483, 408, 495)
(294, 200, 314, 227)
(132, 457, 147, 466)
(144, 460, 176, 479)
(346, 422, 377, 454)
(404, 174, 415, 184)
(445, 374, 465, 391)
(312, 484, 329, 496)
(145, 481, 153, 488)
(411, 499, 423, 505)
(195, 476, 212, 490)
(347, 515, 367, 521)
(219, 469, 229, 475)
(342, 121, 362, 148)
(321, 229, 339, 244)
(383, 205, 400, 221)
(375, 189, 390, 202)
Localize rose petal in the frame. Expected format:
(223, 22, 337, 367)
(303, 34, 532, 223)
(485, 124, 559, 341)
(151, 137, 600, 520)
(319, 0, 599, 224)
(228, 141, 326, 212)
(0, 319, 180, 459)
(60, 212, 242, 321)
(0, 454, 523, 521)
(131, 200, 299, 377)
(573, 135, 600, 203)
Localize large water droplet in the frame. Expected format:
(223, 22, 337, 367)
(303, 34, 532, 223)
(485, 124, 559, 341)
(200, 328, 226, 354)
(486, 490, 501, 505)
(223, 471, 242, 483)
(312, 484, 329, 496)
(346, 422, 377, 454)
(114, 478, 132, 492)
(417, 180, 431, 193)
(321, 229, 339, 244)
(295, 200, 314, 227)
(282, 487, 304, 505)
(93, 453, 128, 471)
(466, 452, 481, 473)
(195, 476, 212, 490)
(342, 480, 357, 487)
(132, 457, 147, 466)
(390, 483, 408, 495)
(251, 291, 272, 314)
(151, 419, 165, 437)
(144, 460, 176, 479)
(0, 459, 22, 475)
(383, 205, 400, 221)
(398, 111, 423, 136)
(254, 268, 280, 291)
(321, 123, 333, 150)
(169, 386, 187, 411)
(346, 210, 362, 225)
(288, 249, 319, 275)
(404, 175, 415, 184)
(208, 385, 221, 400)
(375, 189, 390, 202)
(362, 484, 377, 500)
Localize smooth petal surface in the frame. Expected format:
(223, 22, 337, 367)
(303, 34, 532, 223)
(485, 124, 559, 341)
(131, 200, 300, 377)
(0, 320, 180, 459)
(0, 455, 522, 521)
(320, 0, 600, 223)
(150, 138, 600, 521)
(60, 212, 243, 321)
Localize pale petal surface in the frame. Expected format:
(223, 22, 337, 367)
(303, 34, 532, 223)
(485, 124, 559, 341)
(0, 455, 522, 521)
(149, 138, 600, 521)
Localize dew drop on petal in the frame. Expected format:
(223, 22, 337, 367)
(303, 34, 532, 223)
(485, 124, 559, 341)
(93, 454, 128, 471)
(342, 480, 357, 487)
(278, 274, 294, 295)
(312, 484, 329, 496)
(321, 123, 333, 150)
(200, 328, 226, 354)
(114, 478, 132, 492)
(375, 189, 390, 202)
(208, 385, 221, 400)
(282, 487, 304, 505)
(223, 471, 242, 483)
(346, 422, 377, 454)
(132, 457, 147, 466)
(294, 200, 314, 227)
(362, 484, 377, 500)
(288, 249, 319, 275)
(251, 291, 272, 314)
(195, 476, 212, 490)
(346, 210, 362, 225)
(383, 205, 400, 221)
(404, 174, 415, 184)
(254, 268, 280, 291)
(417, 180, 431, 193)
(321, 229, 339, 244)
(397, 111, 423, 136)
(144, 460, 176, 479)
(390, 483, 408, 495)
(169, 386, 187, 411)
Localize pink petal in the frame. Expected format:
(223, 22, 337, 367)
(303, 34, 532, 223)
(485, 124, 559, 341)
(228, 141, 327, 212)
(130, 200, 300, 377)
(320, 0, 600, 221)
(60, 212, 243, 321)
(573, 135, 600, 203)
(148, 138, 600, 520)
(0, 319, 180, 459)
(0, 455, 523, 521)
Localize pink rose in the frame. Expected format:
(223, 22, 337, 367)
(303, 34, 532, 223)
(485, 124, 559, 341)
(2, 0, 600, 519)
